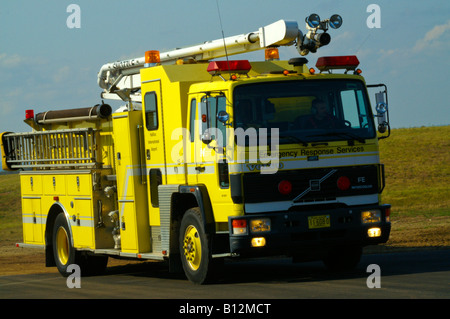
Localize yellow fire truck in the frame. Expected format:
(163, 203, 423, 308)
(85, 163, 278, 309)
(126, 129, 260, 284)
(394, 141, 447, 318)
(2, 15, 391, 284)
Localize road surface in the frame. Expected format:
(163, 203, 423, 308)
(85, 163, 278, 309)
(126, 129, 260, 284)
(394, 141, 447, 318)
(1, 249, 448, 310)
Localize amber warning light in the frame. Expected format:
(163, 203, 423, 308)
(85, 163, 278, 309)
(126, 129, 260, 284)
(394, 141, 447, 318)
(265, 48, 280, 61)
(145, 50, 160, 66)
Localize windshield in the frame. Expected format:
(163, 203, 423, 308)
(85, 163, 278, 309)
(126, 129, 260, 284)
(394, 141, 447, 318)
(233, 80, 375, 145)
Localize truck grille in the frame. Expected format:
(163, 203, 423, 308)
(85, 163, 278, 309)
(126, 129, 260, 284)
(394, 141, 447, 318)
(242, 165, 379, 204)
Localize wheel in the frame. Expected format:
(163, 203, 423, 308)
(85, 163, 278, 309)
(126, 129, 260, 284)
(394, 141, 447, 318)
(179, 208, 214, 284)
(52, 213, 108, 277)
(53, 213, 79, 277)
(323, 245, 362, 272)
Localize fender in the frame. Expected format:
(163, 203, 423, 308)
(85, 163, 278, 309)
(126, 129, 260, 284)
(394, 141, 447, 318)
(45, 202, 73, 267)
(179, 185, 215, 234)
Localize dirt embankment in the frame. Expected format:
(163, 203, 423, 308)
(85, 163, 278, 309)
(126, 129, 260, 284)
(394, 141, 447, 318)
(0, 240, 136, 276)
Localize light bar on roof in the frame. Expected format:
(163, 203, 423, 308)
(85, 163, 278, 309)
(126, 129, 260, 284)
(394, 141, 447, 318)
(207, 60, 252, 75)
(316, 55, 360, 72)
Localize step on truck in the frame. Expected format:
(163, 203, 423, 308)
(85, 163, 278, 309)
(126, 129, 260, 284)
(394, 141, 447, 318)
(1, 14, 391, 284)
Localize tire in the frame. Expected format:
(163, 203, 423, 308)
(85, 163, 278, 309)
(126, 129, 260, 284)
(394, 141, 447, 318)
(323, 245, 362, 272)
(53, 213, 79, 277)
(179, 208, 214, 284)
(52, 213, 107, 277)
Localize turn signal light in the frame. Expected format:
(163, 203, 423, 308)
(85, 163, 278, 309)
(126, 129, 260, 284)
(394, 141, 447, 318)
(385, 207, 391, 222)
(232, 219, 247, 235)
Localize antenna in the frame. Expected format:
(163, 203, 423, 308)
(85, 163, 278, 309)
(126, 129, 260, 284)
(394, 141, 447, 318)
(215, 0, 231, 78)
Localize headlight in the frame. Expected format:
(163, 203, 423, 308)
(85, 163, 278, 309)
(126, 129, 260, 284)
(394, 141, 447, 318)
(361, 210, 381, 224)
(250, 218, 271, 233)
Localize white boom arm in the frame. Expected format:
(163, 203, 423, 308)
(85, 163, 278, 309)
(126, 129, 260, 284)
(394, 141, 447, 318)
(97, 20, 299, 101)
(97, 16, 341, 102)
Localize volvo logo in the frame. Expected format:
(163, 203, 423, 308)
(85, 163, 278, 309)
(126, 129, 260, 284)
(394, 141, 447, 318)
(310, 179, 321, 191)
(293, 169, 337, 202)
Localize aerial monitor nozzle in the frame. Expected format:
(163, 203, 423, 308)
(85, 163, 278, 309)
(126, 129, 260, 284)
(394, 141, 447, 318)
(296, 13, 343, 56)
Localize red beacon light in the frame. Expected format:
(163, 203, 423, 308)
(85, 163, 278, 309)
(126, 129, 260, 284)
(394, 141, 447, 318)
(316, 55, 360, 73)
(25, 109, 34, 120)
(207, 60, 251, 78)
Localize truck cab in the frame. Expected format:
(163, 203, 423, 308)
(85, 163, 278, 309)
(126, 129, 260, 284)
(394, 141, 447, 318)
(137, 55, 391, 283)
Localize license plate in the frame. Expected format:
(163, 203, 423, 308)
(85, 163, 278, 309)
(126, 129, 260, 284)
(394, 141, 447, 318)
(308, 215, 331, 229)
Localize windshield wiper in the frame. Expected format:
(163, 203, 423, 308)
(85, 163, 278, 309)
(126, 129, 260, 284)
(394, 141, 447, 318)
(278, 135, 308, 147)
(307, 131, 366, 144)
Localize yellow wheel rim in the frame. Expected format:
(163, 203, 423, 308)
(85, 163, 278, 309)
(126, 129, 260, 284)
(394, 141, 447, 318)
(56, 226, 70, 265)
(183, 225, 202, 271)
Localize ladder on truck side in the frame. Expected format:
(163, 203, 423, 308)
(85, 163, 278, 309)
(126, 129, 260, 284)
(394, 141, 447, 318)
(2, 128, 99, 170)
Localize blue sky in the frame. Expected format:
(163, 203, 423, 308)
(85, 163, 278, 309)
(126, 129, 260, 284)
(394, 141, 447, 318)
(0, 0, 449, 134)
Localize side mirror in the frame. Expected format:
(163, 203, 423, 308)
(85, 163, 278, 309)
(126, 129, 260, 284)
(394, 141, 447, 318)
(367, 84, 390, 139)
(201, 132, 212, 144)
(376, 101, 388, 133)
(375, 91, 389, 134)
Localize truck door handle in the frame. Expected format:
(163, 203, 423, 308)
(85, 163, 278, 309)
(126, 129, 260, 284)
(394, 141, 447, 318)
(195, 166, 205, 172)
(146, 149, 151, 160)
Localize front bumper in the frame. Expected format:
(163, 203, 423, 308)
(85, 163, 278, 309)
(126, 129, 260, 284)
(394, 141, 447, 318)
(228, 204, 391, 258)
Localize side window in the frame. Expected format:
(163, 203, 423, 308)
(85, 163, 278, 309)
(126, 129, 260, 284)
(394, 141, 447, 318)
(201, 95, 227, 147)
(189, 98, 196, 142)
(341, 89, 369, 128)
(145, 92, 158, 131)
(149, 169, 162, 207)
(340, 90, 360, 128)
(356, 90, 369, 128)
(216, 96, 227, 148)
